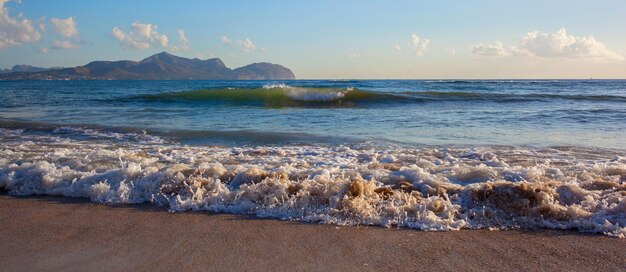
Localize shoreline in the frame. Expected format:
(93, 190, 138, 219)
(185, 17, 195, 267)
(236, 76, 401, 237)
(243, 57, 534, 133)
(1, 194, 624, 271)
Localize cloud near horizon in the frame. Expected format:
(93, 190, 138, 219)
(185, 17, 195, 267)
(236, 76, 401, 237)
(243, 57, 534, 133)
(238, 38, 256, 52)
(50, 39, 79, 50)
(346, 48, 361, 58)
(111, 22, 169, 50)
(473, 28, 623, 61)
(111, 22, 189, 51)
(514, 28, 623, 61)
(471, 41, 508, 56)
(0, 0, 41, 49)
(411, 34, 429, 56)
(169, 29, 188, 51)
(49, 17, 80, 50)
(221, 36, 259, 53)
(220, 36, 231, 45)
(50, 17, 78, 38)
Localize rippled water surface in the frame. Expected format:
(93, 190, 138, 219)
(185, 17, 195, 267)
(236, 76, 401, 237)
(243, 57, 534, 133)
(1, 80, 624, 147)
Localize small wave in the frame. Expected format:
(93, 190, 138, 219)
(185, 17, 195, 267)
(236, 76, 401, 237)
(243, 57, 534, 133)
(0, 119, 163, 142)
(133, 86, 399, 107)
(0, 119, 356, 146)
(129, 86, 626, 108)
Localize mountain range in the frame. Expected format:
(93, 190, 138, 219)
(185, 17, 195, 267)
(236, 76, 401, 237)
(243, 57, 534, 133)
(0, 65, 63, 74)
(0, 52, 295, 80)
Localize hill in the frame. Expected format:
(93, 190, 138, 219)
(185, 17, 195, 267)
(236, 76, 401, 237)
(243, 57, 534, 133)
(0, 52, 295, 80)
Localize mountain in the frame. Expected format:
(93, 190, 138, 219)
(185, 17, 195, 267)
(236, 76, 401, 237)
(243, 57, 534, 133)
(0, 65, 63, 74)
(232, 63, 296, 80)
(0, 52, 295, 80)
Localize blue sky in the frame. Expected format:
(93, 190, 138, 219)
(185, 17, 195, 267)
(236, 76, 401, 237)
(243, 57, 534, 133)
(1, 0, 625, 78)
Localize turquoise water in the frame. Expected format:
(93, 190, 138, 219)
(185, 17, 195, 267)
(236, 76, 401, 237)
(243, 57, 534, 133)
(0, 80, 624, 147)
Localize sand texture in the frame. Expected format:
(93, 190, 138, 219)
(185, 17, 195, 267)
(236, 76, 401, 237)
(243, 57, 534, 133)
(0, 195, 624, 271)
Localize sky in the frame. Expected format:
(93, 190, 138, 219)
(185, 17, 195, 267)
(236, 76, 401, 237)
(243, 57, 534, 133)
(1, 0, 625, 79)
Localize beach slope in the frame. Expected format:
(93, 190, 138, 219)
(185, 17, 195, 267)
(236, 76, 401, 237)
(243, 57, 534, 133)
(0, 195, 623, 271)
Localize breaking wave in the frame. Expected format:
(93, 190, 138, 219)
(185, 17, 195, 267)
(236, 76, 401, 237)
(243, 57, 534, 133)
(131, 84, 626, 108)
(1, 127, 624, 237)
(134, 85, 391, 107)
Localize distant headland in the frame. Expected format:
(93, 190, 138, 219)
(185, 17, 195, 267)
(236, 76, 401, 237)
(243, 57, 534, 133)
(0, 52, 296, 80)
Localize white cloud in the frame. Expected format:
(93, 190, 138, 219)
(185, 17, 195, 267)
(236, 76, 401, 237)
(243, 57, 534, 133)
(51, 39, 78, 50)
(49, 17, 80, 50)
(39, 47, 47, 53)
(473, 28, 623, 61)
(111, 22, 169, 50)
(411, 33, 429, 56)
(393, 44, 401, 51)
(0, 0, 41, 49)
(238, 37, 255, 52)
(222, 36, 261, 52)
(346, 48, 361, 58)
(513, 28, 623, 61)
(177, 30, 188, 49)
(220, 35, 231, 45)
(50, 17, 78, 38)
(196, 52, 215, 59)
(471, 41, 508, 56)
(169, 29, 188, 51)
(346, 49, 383, 58)
(37, 20, 45, 31)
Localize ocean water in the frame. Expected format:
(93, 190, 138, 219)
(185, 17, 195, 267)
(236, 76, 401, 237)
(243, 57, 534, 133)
(0, 80, 624, 237)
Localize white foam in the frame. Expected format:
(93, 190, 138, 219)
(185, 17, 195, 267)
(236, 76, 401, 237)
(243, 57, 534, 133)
(262, 83, 291, 89)
(283, 88, 346, 101)
(262, 84, 353, 102)
(0, 128, 624, 237)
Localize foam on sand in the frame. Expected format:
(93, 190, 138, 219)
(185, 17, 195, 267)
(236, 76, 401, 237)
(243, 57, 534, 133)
(0, 127, 624, 237)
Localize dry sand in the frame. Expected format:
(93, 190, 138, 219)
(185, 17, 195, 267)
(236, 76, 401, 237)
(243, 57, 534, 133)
(0, 194, 624, 272)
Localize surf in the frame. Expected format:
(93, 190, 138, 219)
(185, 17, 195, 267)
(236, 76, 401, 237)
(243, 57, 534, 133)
(1, 127, 624, 237)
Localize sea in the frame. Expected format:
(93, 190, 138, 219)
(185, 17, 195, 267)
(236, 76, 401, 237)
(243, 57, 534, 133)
(0, 80, 624, 237)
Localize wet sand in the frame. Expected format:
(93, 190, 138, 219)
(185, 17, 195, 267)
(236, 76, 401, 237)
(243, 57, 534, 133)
(0, 194, 624, 271)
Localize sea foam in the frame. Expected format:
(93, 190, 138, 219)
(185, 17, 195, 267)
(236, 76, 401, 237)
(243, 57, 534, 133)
(264, 83, 350, 101)
(0, 128, 624, 237)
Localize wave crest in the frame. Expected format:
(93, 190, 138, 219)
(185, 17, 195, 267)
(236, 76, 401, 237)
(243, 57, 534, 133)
(131, 86, 626, 108)
(262, 83, 291, 89)
(134, 86, 386, 107)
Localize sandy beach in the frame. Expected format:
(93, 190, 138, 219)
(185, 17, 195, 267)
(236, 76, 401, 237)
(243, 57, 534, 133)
(0, 194, 623, 271)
